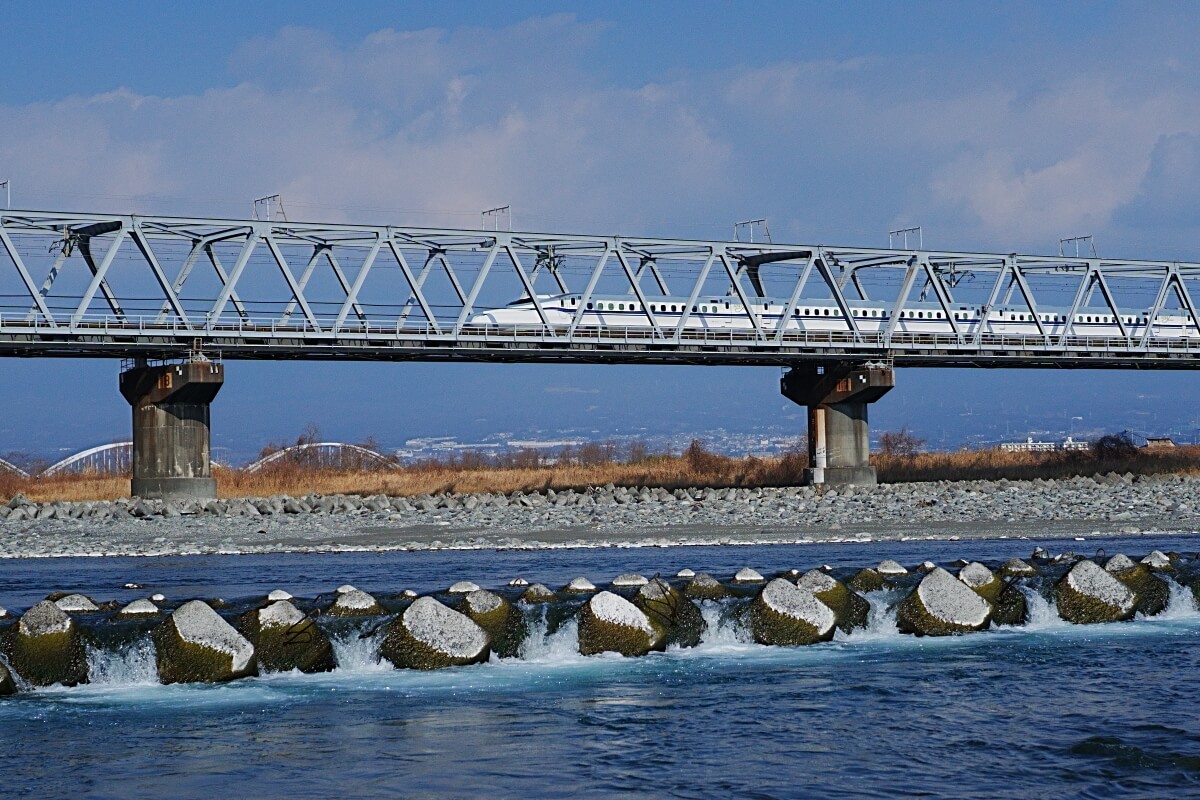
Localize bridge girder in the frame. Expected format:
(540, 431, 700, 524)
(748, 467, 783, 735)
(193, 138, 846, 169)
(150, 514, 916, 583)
(0, 209, 1198, 367)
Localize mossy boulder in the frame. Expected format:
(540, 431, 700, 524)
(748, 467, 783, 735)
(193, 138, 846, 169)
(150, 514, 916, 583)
(876, 560, 908, 576)
(1106, 560, 1170, 617)
(633, 578, 705, 648)
(1, 601, 88, 687)
(577, 591, 664, 656)
(325, 589, 384, 617)
(152, 600, 257, 684)
(749, 579, 837, 646)
(896, 567, 993, 636)
(683, 573, 730, 600)
(380, 597, 491, 670)
(797, 569, 870, 633)
(238, 600, 334, 674)
(458, 590, 525, 658)
(847, 568, 890, 593)
(0, 660, 15, 696)
(612, 574, 649, 588)
(1056, 560, 1136, 624)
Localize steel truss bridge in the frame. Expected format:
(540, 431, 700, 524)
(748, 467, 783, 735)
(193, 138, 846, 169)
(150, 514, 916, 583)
(2, 209, 1200, 368)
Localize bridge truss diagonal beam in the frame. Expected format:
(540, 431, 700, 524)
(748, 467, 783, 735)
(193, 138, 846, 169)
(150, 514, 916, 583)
(0, 208, 1198, 368)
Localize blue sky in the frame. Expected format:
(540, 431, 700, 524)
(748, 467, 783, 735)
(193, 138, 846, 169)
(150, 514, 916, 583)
(2, 2, 1200, 459)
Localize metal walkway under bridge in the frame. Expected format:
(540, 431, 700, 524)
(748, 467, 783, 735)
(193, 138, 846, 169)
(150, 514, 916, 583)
(2, 209, 1200, 368)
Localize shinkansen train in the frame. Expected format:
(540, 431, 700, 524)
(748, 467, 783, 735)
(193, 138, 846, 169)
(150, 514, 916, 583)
(469, 293, 1199, 337)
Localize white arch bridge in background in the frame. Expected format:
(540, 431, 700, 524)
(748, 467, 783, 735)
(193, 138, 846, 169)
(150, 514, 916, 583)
(243, 442, 397, 473)
(0, 456, 29, 478)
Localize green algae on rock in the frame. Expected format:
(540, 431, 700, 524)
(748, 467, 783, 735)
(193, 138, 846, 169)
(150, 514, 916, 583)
(238, 600, 335, 674)
(957, 562, 1026, 624)
(153, 600, 256, 684)
(325, 589, 384, 618)
(683, 573, 730, 600)
(1105, 556, 1170, 617)
(847, 567, 890, 594)
(0, 659, 15, 696)
(896, 567, 992, 636)
(796, 569, 870, 634)
(458, 589, 525, 658)
(380, 597, 491, 670)
(749, 578, 837, 646)
(633, 578, 705, 648)
(1, 601, 88, 687)
(518, 583, 557, 604)
(577, 591, 663, 657)
(1056, 560, 1137, 624)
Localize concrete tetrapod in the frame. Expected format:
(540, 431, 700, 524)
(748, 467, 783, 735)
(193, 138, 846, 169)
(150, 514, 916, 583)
(896, 567, 993, 636)
(633, 578, 706, 648)
(152, 600, 256, 684)
(958, 562, 1027, 626)
(1104, 555, 1170, 617)
(380, 597, 491, 670)
(1, 601, 88, 687)
(749, 578, 837, 646)
(577, 591, 664, 657)
(797, 569, 870, 634)
(683, 573, 730, 600)
(1056, 560, 1137, 624)
(326, 589, 385, 617)
(458, 589, 525, 658)
(238, 600, 335, 674)
(0, 660, 15, 695)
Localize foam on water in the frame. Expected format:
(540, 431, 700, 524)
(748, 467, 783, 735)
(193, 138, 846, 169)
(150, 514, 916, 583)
(330, 625, 393, 672)
(86, 639, 158, 686)
(1015, 585, 1069, 632)
(514, 607, 585, 664)
(835, 589, 903, 643)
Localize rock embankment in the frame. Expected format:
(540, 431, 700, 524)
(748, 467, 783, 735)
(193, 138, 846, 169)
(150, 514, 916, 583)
(0, 549, 1195, 694)
(3, 472, 1200, 557)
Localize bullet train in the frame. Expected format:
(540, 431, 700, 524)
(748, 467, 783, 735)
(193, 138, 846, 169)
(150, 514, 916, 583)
(468, 293, 1199, 337)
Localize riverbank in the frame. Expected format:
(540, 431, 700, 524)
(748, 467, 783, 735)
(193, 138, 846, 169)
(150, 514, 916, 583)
(1, 472, 1196, 558)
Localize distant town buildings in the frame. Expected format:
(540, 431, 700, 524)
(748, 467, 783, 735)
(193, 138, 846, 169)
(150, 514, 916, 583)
(999, 437, 1090, 453)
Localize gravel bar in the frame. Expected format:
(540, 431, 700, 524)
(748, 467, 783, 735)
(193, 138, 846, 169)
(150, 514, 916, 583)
(1, 471, 1198, 558)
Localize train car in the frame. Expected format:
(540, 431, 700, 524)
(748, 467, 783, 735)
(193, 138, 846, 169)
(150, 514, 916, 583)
(468, 293, 1199, 339)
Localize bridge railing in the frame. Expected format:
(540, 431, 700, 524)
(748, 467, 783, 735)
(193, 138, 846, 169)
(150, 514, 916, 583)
(5, 310, 1200, 352)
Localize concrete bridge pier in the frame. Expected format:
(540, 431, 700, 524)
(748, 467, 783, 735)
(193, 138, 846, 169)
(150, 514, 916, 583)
(781, 362, 895, 486)
(119, 358, 224, 500)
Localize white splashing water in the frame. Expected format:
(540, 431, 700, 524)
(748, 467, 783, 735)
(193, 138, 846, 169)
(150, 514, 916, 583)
(516, 607, 582, 663)
(690, 600, 753, 652)
(1150, 577, 1198, 621)
(330, 627, 392, 672)
(1013, 585, 1067, 631)
(835, 590, 902, 642)
(86, 639, 158, 686)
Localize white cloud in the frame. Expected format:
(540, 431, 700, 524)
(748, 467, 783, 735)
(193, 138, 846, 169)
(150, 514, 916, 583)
(2, 13, 1200, 255)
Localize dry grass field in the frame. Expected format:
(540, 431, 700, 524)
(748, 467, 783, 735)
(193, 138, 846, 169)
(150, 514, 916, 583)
(3, 438, 1199, 503)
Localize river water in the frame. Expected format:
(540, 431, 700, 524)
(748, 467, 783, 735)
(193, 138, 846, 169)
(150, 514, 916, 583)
(4, 533, 1200, 798)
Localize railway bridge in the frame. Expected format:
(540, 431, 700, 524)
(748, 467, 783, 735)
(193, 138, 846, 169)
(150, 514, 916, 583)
(2, 209, 1198, 495)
